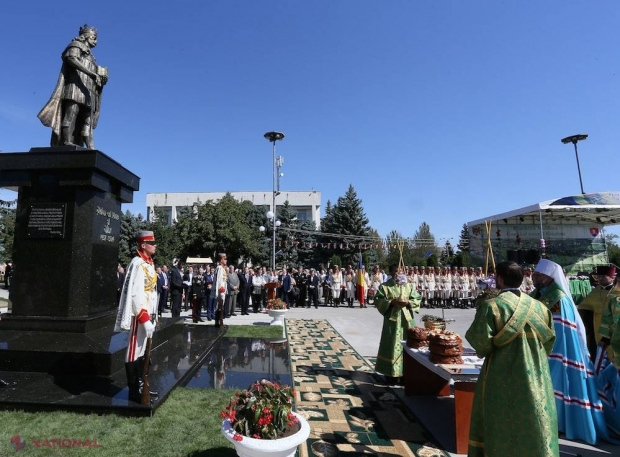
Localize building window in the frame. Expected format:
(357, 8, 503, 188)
(296, 210, 310, 222)
(151, 206, 172, 225)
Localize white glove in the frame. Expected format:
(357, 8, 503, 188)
(143, 320, 155, 338)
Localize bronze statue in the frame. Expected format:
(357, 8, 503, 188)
(38, 24, 108, 149)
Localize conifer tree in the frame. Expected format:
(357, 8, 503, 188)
(327, 185, 370, 266)
(457, 223, 470, 252)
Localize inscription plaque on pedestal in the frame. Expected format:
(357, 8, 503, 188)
(26, 203, 66, 239)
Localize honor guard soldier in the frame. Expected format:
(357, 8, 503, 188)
(115, 231, 159, 403)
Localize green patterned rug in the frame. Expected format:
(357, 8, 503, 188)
(286, 319, 448, 457)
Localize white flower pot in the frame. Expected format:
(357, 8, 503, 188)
(221, 411, 310, 457)
(268, 309, 287, 326)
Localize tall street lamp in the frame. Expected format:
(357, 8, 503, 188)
(561, 133, 588, 194)
(259, 212, 281, 265)
(264, 131, 285, 270)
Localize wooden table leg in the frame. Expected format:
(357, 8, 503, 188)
(403, 350, 450, 396)
(454, 381, 476, 454)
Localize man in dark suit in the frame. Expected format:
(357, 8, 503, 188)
(238, 267, 252, 315)
(191, 266, 206, 323)
(281, 268, 292, 308)
(204, 266, 215, 320)
(307, 268, 320, 308)
(182, 266, 194, 311)
(157, 265, 170, 316)
(170, 261, 184, 318)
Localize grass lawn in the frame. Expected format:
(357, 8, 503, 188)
(0, 388, 239, 456)
(224, 324, 284, 339)
(0, 325, 289, 456)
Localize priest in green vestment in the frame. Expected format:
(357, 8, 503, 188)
(374, 264, 421, 385)
(579, 265, 619, 358)
(466, 261, 558, 457)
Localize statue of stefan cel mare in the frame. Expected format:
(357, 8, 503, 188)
(38, 24, 108, 149)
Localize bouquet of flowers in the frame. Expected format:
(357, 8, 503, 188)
(266, 298, 287, 310)
(221, 379, 300, 440)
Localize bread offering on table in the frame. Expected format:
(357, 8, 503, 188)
(427, 330, 464, 363)
(406, 326, 429, 348)
(429, 353, 464, 364)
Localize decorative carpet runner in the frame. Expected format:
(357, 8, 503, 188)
(286, 318, 448, 457)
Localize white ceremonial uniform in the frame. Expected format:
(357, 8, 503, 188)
(115, 253, 158, 362)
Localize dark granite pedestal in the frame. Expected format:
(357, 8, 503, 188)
(0, 147, 139, 376)
(0, 323, 224, 416)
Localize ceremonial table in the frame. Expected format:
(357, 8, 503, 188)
(401, 343, 482, 454)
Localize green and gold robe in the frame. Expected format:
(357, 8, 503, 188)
(374, 279, 421, 377)
(466, 291, 558, 457)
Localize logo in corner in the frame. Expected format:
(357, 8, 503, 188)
(10, 435, 26, 451)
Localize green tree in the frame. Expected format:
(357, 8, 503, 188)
(296, 219, 319, 268)
(210, 194, 263, 267)
(456, 223, 470, 253)
(362, 227, 383, 269)
(322, 185, 370, 266)
(275, 201, 300, 268)
(329, 254, 342, 269)
(440, 240, 455, 265)
(607, 234, 620, 268)
(0, 200, 16, 262)
(411, 222, 439, 266)
(148, 207, 179, 267)
(119, 210, 147, 267)
(173, 203, 212, 264)
(318, 200, 335, 266)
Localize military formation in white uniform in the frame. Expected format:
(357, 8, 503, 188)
(404, 266, 486, 309)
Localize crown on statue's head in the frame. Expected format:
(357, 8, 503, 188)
(79, 24, 97, 36)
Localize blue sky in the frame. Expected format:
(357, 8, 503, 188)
(2, 1, 620, 244)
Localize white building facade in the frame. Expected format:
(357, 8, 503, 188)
(146, 191, 322, 227)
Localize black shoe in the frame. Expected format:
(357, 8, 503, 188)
(231, 313, 237, 317)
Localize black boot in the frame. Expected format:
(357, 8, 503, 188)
(125, 361, 142, 403)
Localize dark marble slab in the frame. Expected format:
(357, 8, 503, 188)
(0, 323, 224, 416)
(183, 337, 292, 390)
(0, 317, 183, 376)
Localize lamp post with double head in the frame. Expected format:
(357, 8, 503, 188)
(263, 131, 285, 270)
(561, 133, 588, 194)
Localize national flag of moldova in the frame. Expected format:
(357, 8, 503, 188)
(357, 257, 365, 306)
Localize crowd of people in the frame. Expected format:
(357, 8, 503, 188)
(116, 259, 545, 318)
(146, 262, 374, 319)
(112, 233, 620, 451)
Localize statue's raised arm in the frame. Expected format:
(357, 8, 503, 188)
(38, 24, 108, 149)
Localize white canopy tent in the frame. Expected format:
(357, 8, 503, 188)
(467, 192, 620, 272)
(468, 192, 620, 229)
